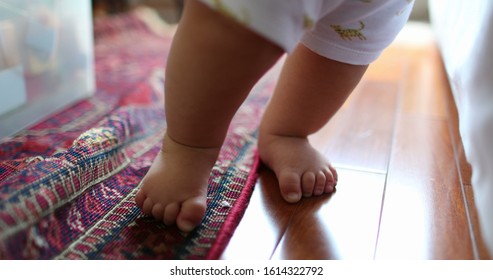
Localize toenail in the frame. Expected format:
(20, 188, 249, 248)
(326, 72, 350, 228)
(326, 184, 336, 193)
(286, 192, 300, 203)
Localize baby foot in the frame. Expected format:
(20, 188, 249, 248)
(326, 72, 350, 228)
(135, 134, 220, 232)
(258, 133, 337, 203)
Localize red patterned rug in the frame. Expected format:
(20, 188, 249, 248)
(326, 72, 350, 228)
(0, 11, 277, 259)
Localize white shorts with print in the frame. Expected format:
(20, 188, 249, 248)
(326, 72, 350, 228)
(198, 0, 414, 65)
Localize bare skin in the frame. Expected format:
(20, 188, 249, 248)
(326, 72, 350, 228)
(135, 0, 368, 232)
(259, 44, 368, 202)
(135, 0, 283, 232)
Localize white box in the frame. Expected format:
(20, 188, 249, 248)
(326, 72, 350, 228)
(0, 0, 95, 138)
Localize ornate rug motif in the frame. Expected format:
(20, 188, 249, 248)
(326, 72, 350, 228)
(0, 12, 276, 259)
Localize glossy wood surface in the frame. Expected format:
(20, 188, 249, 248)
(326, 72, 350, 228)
(221, 25, 490, 260)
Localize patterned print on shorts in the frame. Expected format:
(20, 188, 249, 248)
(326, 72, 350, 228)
(330, 21, 367, 41)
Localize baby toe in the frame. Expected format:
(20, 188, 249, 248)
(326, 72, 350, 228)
(301, 171, 316, 197)
(142, 197, 154, 216)
(323, 167, 336, 193)
(177, 196, 207, 232)
(329, 165, 338, 185)
(151, 203, 165, 221)
(313, 170, 326, 196)
(135, 189, 146, 208)
(163, 203, 180, 225)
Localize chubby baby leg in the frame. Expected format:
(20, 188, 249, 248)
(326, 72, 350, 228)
(259, 44, 368, 203)
(135, 0, 283, 232)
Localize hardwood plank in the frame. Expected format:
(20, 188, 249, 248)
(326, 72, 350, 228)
(443, 66, 472, 186)
(271, 169, 386, 260)
(400, 47, 449, 119)
(220, 167, 299, 260)
(324, 81, 398, 173)
(374, 116, 474, 259)
(269, 67, 399, 259)
(452, 133, 473, 187)
(223, 23, 488, 260)
(440, 58, 484, 258)
(464, 184, 492, 260)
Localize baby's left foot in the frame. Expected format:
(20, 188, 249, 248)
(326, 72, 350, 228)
(258, 133, 338, 203)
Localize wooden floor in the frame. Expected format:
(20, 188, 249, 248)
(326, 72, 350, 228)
(221, 24, 491, 260)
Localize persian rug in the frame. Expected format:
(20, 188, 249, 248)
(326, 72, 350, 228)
(0, 11, 277, 259)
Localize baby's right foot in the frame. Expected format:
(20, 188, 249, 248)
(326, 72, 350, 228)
(135, 134, 220, 232)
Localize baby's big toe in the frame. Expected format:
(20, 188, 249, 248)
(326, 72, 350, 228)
(278, 170, 302, 203)
(176, 196, 207, 232)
